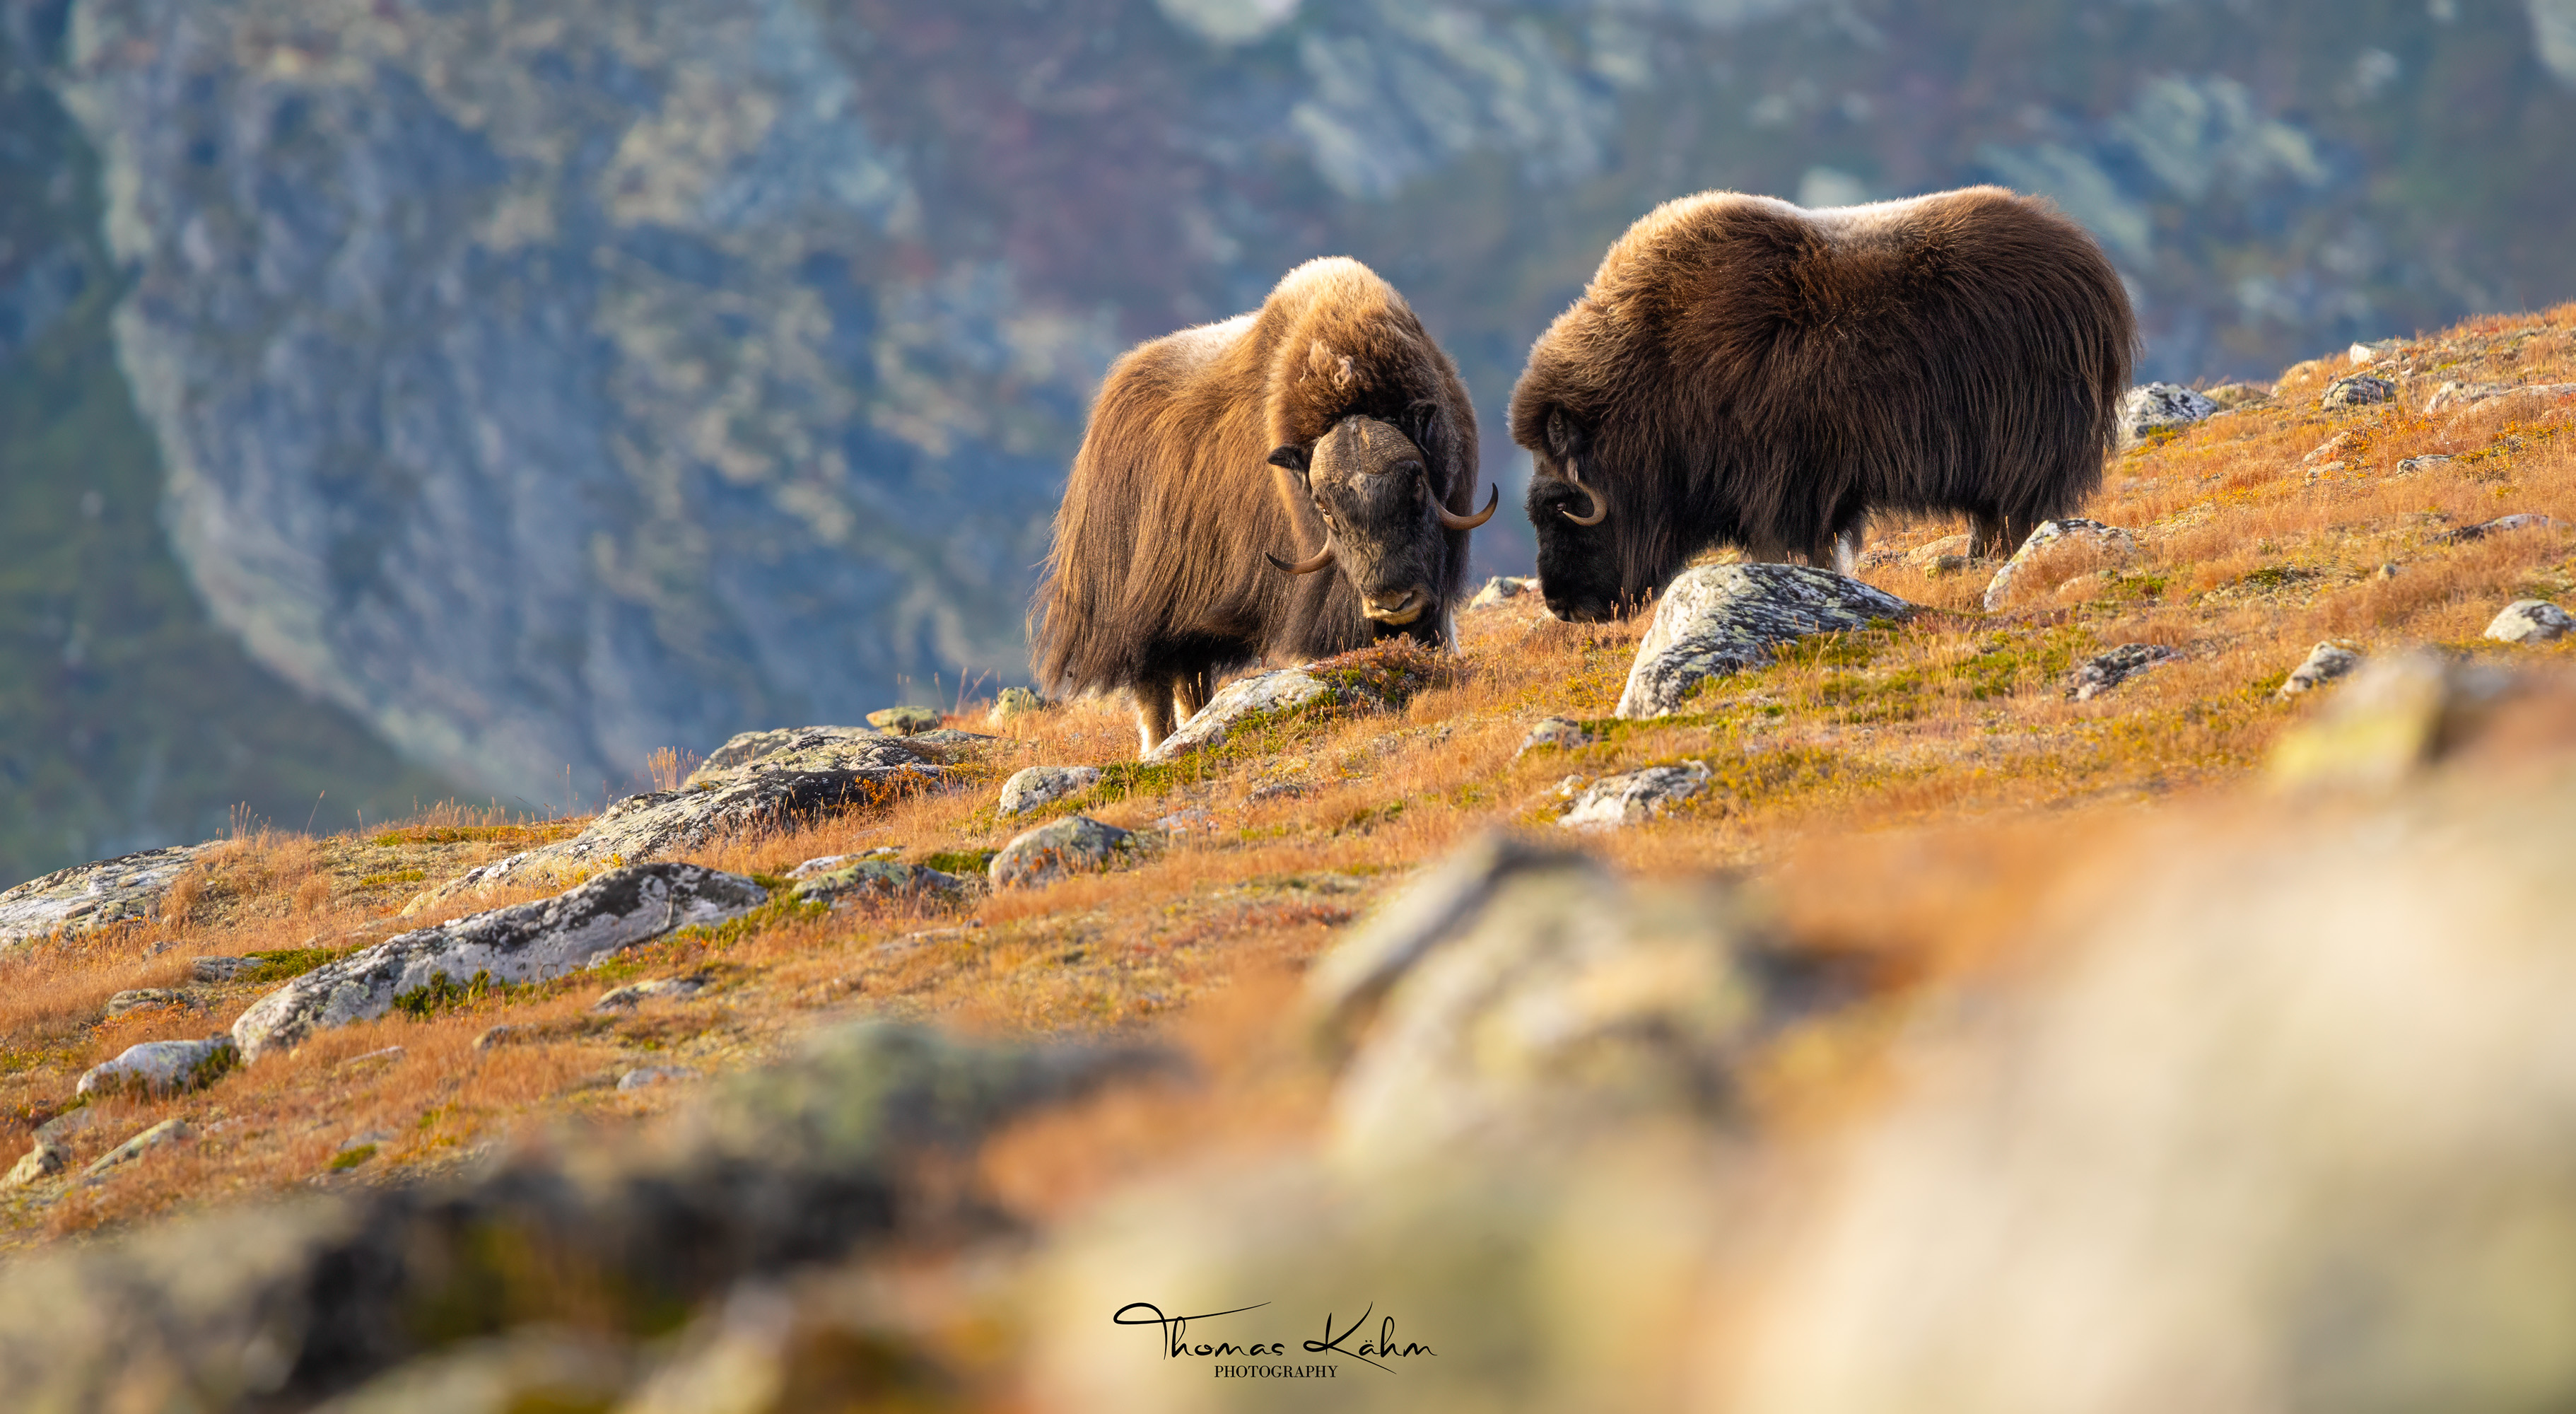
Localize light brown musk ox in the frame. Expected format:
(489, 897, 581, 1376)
(1509, 185, 2136, 621)
(1033, 257, 1497, 755)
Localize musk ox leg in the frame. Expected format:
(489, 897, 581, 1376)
(1969, 514, 2016, 561)
(1832, 525, 1865, 576)
(1173, 669, 1212, 726)
(1135, 682, 1178, 757)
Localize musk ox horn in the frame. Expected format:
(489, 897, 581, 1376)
(1265, 527, 1337, 575)
(1559, 463, 1607, 526)
(1437, 483, 1501, 531)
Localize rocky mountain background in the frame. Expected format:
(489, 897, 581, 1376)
(5, 0, 2576, 887)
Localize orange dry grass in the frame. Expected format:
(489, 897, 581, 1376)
(6, 304, 2575, 1246)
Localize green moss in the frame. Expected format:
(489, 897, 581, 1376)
(238, 947, 346, 983)
(328, 1143, 378, 1171)
(922, 848, 997, 876)
(1948, 629, 2092, 701)
(392, 969, 511, 1019)
(356, 869, 426, 887)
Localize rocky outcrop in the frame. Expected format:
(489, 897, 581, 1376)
(2428, 380, 2576, 413)
(997, 765, 1101, 817)
(1561, 761, 1712, 828)
(2486, 599, 2575, 644)
(0, 843, 209, 949)
(81, 1118, 190, 1179)
(2279, 641, 2363, 698)
(76, 1035, 238, 1098)
(238, 864, 766, 1060)
(989, 817, 1143, 889)
(864, 706, 939, 735)
(790, 858, 968, 906)
(1516, 715, 1595, 756)
(2116, 382, 2220, 446)
(407, 728, 940, 911)
(2068, 643, 2181, 700)
(1980, 518, 2139, 612)
(2319, 372, 2395, 409)
(2443, 513, 2559, 544)
(1616, 564, 1919, 719)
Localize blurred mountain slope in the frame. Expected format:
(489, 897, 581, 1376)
(2, 0, 2574, 879)
(0, 16, 460, 889)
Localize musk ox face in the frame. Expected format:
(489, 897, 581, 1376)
(1522, 408, 1636, 622)
(1267, 416, 1453, 633)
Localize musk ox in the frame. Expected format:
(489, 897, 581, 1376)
(1509, 185, 2136, 621)
(1034, 257, 1496, 754)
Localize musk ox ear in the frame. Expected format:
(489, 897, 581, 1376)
(1266, 445, 1311, 477)
(1545, 407, 1589, 461)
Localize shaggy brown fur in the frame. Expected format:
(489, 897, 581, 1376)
(1509, 185, 2136, 620)
(1034, 257, 1483, 752)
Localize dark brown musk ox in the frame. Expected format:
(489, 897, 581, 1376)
(1509, 185, 2136, 621)
(1032, 257, 1497, 755)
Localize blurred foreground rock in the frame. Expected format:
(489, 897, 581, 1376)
(240, 864, 766, 1060)
(0, 1023, 1173, 1413)
(1734, 686, 2576, 1413)
(0, 843, 212, 949)
(1617, 565, 1917, 718)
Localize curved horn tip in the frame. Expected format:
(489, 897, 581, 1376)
(1266, 540, 1337, 575)
(1560, 468, 1607, 527)
(1437, 483, 1501, 531)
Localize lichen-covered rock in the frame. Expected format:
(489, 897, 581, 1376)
(1615, 564, 1919, 719)
(2443, 513, 2560, 544)
(865, 706, 941, 735)
(2117, 382, 2220, 446)
(1, 1138, 69, 1191)
(408, 732, 940, 912)
(240, 864, 766, 1061)
(1516, 716, 1595, 756)
(2428, 380, 2576, 413)
(1980, 518, 2139, 612)
(1562, 761, 1712, 828)
(105, 988, 192, 1017)
(81, 1118, 189, 1179)
(2280, 641, 2364, 698)
(2486, 599, 2575, 644)
(990, 817, 1143, 889)
(592, 978, 706, 1011)
(997, 765, 1102, 817)
(1467, 575, 1538, 609)
(0, 843, 210, 950)
(2319, 373, 2395, 410)
(988, 686, 1048, 723)
(76, 1035, 238, 1099)
(2393, 453, 2454, 477)
(617, 1066, 698, 1091)
(790, 859, 968, 905)
(2203, 382, 2273, 409)
(2270, 651, 2519, 789)
(2068, 643, 2181, 701)
(1143, 668, 1337, 762)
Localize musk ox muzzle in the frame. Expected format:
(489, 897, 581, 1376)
(1267, 415, 1494, 631)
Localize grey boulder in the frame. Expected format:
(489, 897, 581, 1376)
(997, 765, 1101, 817)
(1144, 667, 1338, 762)
(2069, 643, 2182, 701)
(790, 859, 969, 906)
(2116, 382, 2220, 446)
(76, 1035, 238, 1099)
(1616, 563, 1919, 719)
(2486, 600, 2575, 645)
(1981, 518, 2138, 612)
(990, 816, 1144, 889)
(1467, 574, 1538, 609)
(81, 1118, 189, 1179)
(0, 843, 211, 950)
(2281, 641, 2364, 698)
(239, 864, 767, 1061)
(1516, 716, 1596, 756)
(1562, 761, 1714, 828)
(2319, 373, 2395, 410)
